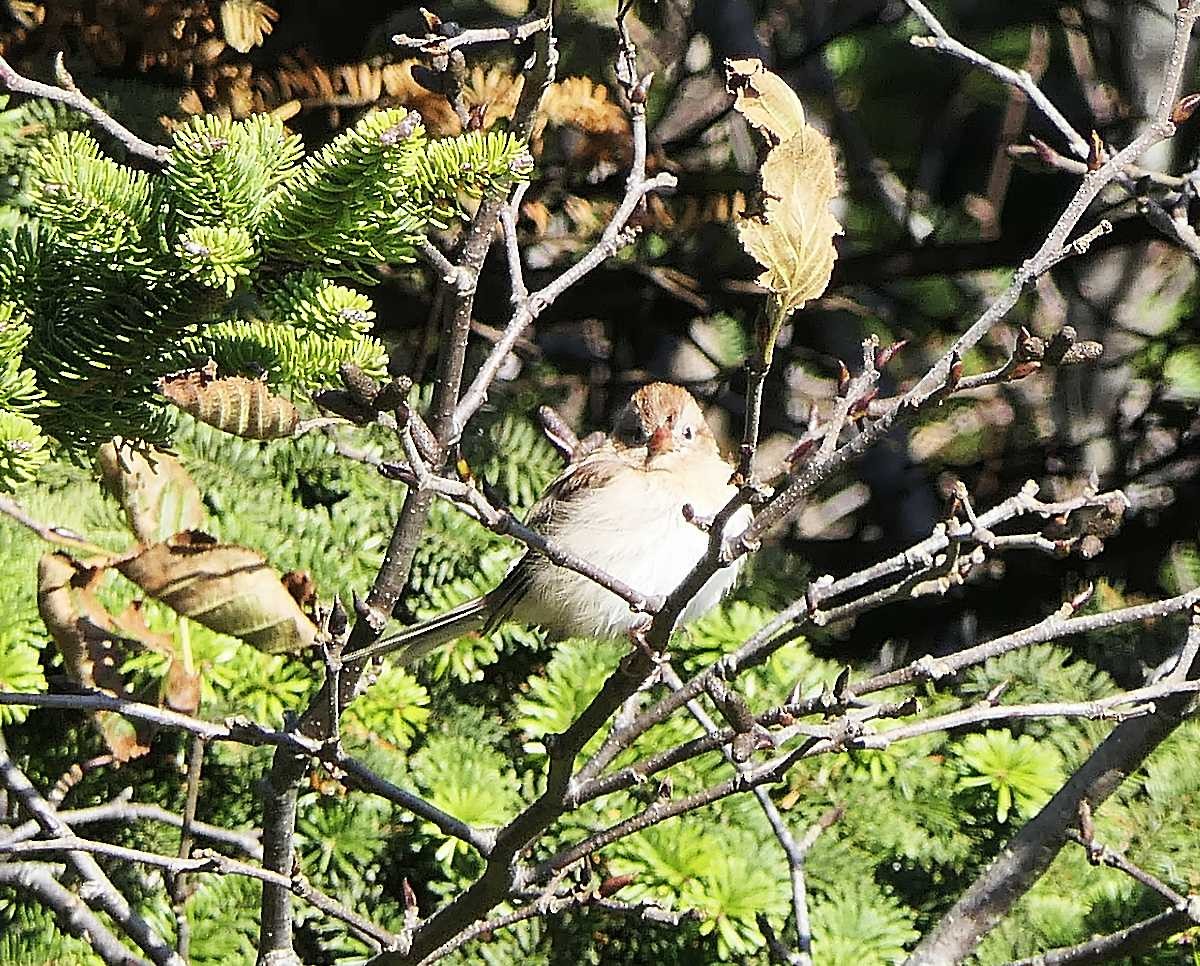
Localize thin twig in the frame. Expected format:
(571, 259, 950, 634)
(394, 15, 552, 55)
(451, 28, 676, 436)
(0, 493, 114, 556)
(905, 0, 1200, 263)
(0, 746, 183, 966)
(0, 862, 145, 966)
(0, 836, 402, 950)
(1064, 828, 1187, 909)
(0, 691, 492, 855)
(576, 483, 1128, 785)
(0, 797, 262, 859)
(170, 735, 206, 960)
(0, 53, 169, 164)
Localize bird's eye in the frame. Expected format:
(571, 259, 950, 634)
(682, 425, 694, 441)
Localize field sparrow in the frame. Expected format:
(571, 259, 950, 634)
(382, 383, 752, 666)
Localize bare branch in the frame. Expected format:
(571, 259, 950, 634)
(905, 0, 1200, 262)
(1003, 899, 1200, 965)
(740, 0, 1200, 553)
(0, 746, 182, 966)
(0, 861, 145, 966)
(0, 797, 262, 859)
(0, 691, 492, 856)
(0, 836, 401, 951)
(907, 608, 1200, 964)
(576, 484, 1130, 785)
(0, 52, 170, 164)
(452, 88, 677, 434)
(170, 735, 206, 959)
(393, 14, 552, 55)
(1064, 827, 1187, 909)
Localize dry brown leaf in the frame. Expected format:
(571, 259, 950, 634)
(738, 132, 841, 318)
(37, 554, 153, 761)
(728, 61, 841, 324)
(726, 58, 807, 144)
(158, 364, 300, 439)
(97, 440, 205, 545)
(114, 531, 318, 654)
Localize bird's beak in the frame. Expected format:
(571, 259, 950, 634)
(647, 424, 674, 459)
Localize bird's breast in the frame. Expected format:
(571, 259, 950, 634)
(514, 458, 751, 640)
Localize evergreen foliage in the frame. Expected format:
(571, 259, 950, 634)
(0, 107, 530, 483)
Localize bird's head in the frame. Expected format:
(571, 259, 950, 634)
(612, 383, 719, 462)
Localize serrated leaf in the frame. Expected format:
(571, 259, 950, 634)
(726, 58, 807, 143)
(737, 132, 841, 319)
(97, 440, 205, 544)
(113, 530, 318, 653)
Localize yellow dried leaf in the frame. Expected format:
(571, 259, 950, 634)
(97, 440, 205, 545)
(736, 121, 841, 319)
(726, 57, 807, 143)
(114, 531, 318, 654)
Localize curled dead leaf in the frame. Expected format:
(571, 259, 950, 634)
(159, 364, 300, 439)
(725, 58, 807, 144)
(114, 531, 318, 654)
(98, 440, 205, 545)
(37, 554, 152, 761)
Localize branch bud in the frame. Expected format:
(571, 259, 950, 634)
(1172, 92, 1200, 124)
(875, 339, 908, 370)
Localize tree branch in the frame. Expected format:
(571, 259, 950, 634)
(0, 746, 182, 966)
(0, 52, 170, 164)
(906, 607, 1200, 964)
(0, 861, 145, 966)
(0, 836, 401, 951)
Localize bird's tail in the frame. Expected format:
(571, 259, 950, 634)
(343, 596, 491, 667)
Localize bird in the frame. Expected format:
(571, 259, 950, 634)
(370, 382, 753, 666)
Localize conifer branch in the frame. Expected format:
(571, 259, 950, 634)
(0, 52, 170, 164)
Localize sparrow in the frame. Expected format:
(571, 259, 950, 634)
(377, 382, 752, 666)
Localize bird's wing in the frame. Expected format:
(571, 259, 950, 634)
(484, 446, 632, 630)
